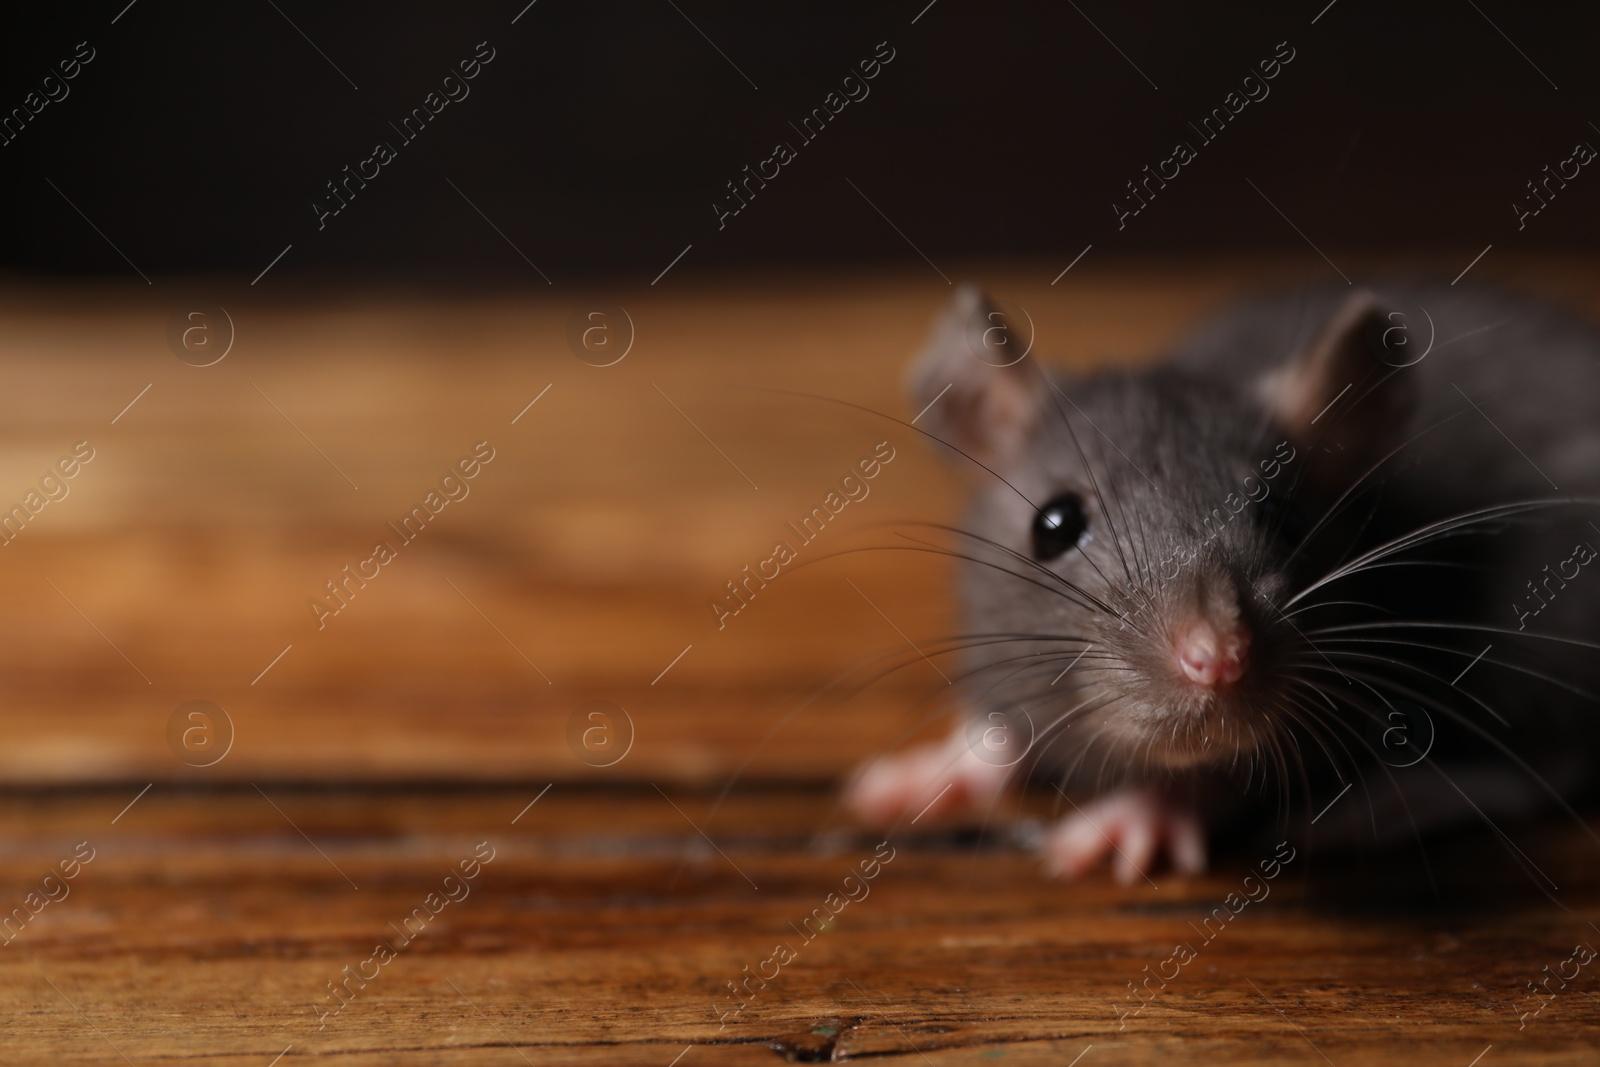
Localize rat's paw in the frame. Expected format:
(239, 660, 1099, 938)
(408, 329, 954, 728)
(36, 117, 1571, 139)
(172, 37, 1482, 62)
(1041, 789, 1206, 884)
(846, 735, 1011, 828)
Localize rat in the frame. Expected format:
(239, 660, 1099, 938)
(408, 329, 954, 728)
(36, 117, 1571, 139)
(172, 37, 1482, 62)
(846, 281, 1600, 884)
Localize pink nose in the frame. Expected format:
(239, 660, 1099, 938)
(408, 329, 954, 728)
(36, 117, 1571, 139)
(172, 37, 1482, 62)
(1174, 621, 1249, 688)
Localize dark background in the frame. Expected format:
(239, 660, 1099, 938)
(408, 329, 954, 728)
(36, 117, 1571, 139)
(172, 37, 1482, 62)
(3, 0, 1596, 285)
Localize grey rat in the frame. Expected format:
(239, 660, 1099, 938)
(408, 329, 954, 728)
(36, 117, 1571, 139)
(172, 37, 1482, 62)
(846, 281, 1600, 884)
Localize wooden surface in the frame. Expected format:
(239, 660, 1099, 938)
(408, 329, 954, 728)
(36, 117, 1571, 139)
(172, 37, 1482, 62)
(7, 786, 1600, 1064)
(0, 257, 1595, 785)
(5, 258, 1600, 1063)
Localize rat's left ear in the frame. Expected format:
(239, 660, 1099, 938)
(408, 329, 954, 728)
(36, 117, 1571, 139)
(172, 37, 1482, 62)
(1259, 290, 1418, 482)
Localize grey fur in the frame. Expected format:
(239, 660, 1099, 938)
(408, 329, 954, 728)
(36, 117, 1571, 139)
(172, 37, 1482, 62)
(913, 281, 1600, 847)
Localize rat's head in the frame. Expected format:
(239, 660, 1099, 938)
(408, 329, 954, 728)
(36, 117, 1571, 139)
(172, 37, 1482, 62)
(909, 286, 1416, 778)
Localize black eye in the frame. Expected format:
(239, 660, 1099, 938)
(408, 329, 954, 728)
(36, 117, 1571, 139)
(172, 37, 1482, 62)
(1031, 493, 1088, 561)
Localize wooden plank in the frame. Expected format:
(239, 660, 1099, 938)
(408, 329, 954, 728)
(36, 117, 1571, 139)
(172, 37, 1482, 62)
(2, 787, 1599, 1063)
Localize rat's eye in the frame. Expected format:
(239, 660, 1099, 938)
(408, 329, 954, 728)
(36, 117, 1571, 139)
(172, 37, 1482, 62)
(1031, 492, 1088, 561)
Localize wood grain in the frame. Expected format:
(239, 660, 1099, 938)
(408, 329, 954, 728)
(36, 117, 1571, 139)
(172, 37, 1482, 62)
(4, 786, 1600, 1064)
(2, 256, 1597, 785)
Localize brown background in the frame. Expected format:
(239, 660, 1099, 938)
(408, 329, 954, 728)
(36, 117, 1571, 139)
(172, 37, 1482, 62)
(11, 255, 1596, 786)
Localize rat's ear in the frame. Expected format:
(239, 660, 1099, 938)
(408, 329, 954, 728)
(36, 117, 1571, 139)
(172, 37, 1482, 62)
(1260, 290, 1418, 481)
(907, 284, 1040, 468)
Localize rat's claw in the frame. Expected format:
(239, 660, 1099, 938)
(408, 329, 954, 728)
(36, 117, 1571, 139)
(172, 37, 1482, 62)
(1040, 788, 1207, 883)
(846, 733, 1011, 828)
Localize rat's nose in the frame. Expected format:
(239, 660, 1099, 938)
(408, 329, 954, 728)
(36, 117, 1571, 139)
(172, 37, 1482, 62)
(1174, 619, 1249, 688)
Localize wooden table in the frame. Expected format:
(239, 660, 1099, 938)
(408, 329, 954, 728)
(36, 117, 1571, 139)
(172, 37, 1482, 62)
(3, 258, 1600, 1063)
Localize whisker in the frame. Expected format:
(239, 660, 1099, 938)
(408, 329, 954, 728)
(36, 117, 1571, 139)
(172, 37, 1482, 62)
(1285, 498, 1600, 609)
(1311, 634, 1598, 702)
(1330, 665, 1562, 898)
(759, 387, 1039, 508)
(891, 525, 1135, 625)
(696, 628, 1111, 827)
(1282, 678, 1440, 896)
(1299, 661, 1600, 856)
(1309, 647, 1510, 727)
(1278, 406, 1474, 572)
(1281, 598, 1397, 621)
(795, 540, 1114, 620)
(1305, 619, 1600, 655)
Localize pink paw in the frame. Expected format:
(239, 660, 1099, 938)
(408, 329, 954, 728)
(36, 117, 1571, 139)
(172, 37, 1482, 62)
(846, 733, 1011, 828)
(1041, 789, 1206, 884)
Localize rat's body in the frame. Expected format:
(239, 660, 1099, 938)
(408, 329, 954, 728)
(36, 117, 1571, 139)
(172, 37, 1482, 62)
(848, 282, 1600, 882)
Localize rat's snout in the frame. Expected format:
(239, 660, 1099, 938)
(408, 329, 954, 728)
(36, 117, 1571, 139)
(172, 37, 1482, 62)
(1173, 618, 1250, 688)
(1161, 566, 1253, 690)
(1095, 564, 1271, 768)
